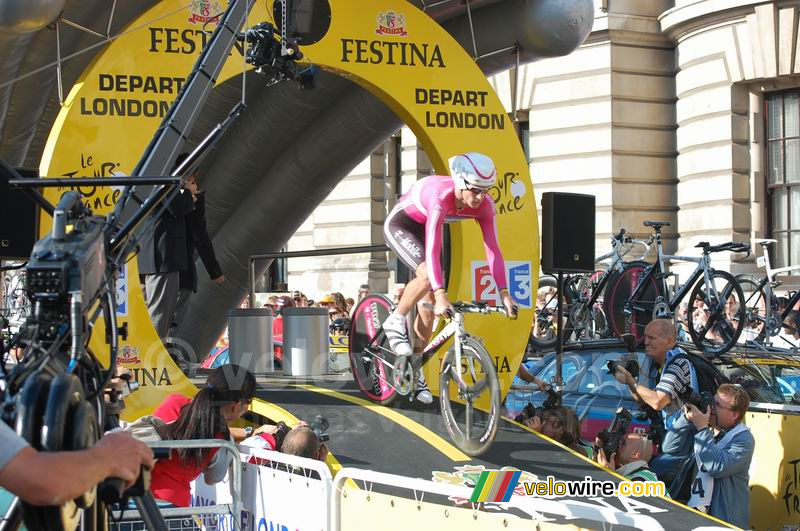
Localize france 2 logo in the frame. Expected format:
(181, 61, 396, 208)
(471, 261, 532, 308)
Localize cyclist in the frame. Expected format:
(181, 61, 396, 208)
(382, 152, 517, 404)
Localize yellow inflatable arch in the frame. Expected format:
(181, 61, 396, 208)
(40, 0, 537, 418)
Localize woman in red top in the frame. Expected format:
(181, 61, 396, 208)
(149, 365, 256, 507)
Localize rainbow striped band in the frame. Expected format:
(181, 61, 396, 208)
(470, 470, 522, 503)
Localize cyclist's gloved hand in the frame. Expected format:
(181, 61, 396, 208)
(433, 289, 454, 318)
(500, 290, 517, 319)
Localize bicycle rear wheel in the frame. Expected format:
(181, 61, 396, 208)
(736, 275, 777, 342)
(439, 337, 501, 456)
(603, 260, 662, 344)
(687, 270, 745, 354)
(348, 294, 398, 405)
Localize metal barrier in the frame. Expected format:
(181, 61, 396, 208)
(109, 439, 242, 529)
(247, 244, 388, 307)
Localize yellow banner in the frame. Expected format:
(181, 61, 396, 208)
(746, 410, 800, 530)
(40, 0, 537, 418)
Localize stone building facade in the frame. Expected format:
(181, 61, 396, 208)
(284, 0, 800, 299)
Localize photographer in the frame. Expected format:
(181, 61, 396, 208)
(684, 384, 754, 528)
(524, 406, 589, 457)
(0, 423, 153, 506)
(612, 319, 701, 485)
(595, 432, 658, 483)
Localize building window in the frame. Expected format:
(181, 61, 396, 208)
(766, 92, 800, 268)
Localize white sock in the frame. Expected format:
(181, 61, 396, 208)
(390, 310, 406, 321)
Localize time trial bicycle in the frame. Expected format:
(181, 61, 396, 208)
(349, 296, 514, 456)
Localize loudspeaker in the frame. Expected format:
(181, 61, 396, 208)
(541, 192, 595, 274)
(0, 168, 39, 260)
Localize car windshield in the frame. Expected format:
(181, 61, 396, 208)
(533, 350, 648, 395)
(718, 360, 800, 405)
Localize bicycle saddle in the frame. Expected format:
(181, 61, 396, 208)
(643, 220, 671, 230)
(754, 238, 777, 246)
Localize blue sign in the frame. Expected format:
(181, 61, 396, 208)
(508, 262, 532, 308)
(116, 264, 128, 316)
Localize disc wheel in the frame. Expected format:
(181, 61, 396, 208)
(439, 337, 501, 456)
(687, 270, 745, 354)
(348, 294, 399, 405)
(603, 260, 662, 344)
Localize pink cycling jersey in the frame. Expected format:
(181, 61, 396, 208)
(396, 174, 507, 292)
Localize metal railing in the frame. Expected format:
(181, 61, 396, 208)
(247, 244, 389, 307)
(115, 439, 243, 525)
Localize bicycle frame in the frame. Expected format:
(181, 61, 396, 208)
(572, 236, 652, 313)
(626, 230, 718, 314)
(367, 305, 501, 393)
(752, 241, 800, 334)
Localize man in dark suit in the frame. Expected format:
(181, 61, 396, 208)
(137, 155, 195, 340)
(171, 169, 225, 355)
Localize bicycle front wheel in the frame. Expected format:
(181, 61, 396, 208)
(348, 294, 399, 405)
(439, 337, 501, 456)
(687, 270, 745, 354)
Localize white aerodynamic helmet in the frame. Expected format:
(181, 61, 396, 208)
(448, 152, 497, 191)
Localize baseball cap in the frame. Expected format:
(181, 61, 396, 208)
(319, 295, 335, 304)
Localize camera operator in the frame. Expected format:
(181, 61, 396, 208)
(0, 422, 153, 506)
(683, 384, 754, 528)
(595, 432, 658, 483)
(612, 319, 702, 485)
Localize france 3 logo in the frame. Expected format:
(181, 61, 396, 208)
(471, 261, 532, 308)
(116, 263, 128, 317)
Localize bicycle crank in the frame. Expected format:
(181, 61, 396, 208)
(393, 357, 413, 396)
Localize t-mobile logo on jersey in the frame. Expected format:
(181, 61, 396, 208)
(394, 229, 422, 259)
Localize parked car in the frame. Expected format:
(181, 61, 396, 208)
(506, 339, 799, 445)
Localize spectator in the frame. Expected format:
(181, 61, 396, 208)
(345, 297, 355, 313)
(319, 295, 335, 308)
(595, 433, 658, 482)
(684, 384, 754, 528)
(138, 156, 196, 340)
(524, 406, 589, 457)
(357, 284, 370, 302)
(773, 310, 799, 349)
(149, 365, 268, 507)
(613, 318, 701, 486)
(331, 292, 347, 311)
(0, 424, 153, 506)
(292, 290, 308, 307)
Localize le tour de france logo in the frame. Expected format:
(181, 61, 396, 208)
(376, 11, 408, 37)
(188, 0, 223, 25)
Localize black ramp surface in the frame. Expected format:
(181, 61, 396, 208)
(255, 381, 731, 530)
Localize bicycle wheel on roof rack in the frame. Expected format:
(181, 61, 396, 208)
(687, 270, 745, 355)
(348, 294, 399, 405)
(603, 260, 663, 344)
